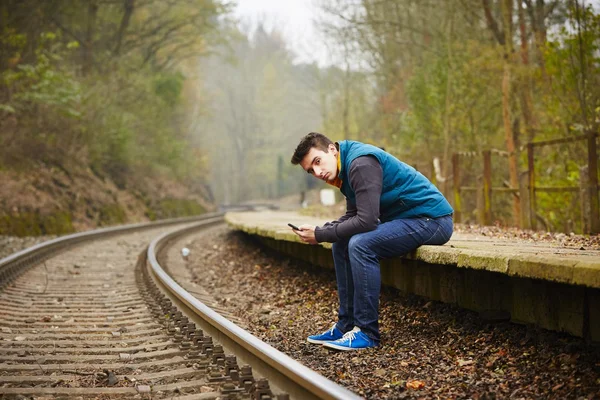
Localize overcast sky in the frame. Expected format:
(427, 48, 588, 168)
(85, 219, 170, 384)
(233, 0, 331, 66)
(233, 0, 600, 67)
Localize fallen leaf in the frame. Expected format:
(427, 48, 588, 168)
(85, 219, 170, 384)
(552, 383, 564, 392)
(457, 359, 474, 367)
(406, 380, 425, 390)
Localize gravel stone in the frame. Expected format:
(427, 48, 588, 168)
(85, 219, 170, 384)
(107, 371, 118, 386)
(136, 385, 151, 393)
(0, 235, 56, 259)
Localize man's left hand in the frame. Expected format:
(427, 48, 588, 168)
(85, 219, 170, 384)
(293, 224, 318, 245)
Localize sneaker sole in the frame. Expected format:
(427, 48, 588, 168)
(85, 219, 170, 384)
(323, 342, 375, 351)
(307, 338, 335, 345)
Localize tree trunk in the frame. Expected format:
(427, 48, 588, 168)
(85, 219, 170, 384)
(482, 0, 505, 45)
(524, 0, 550, 73)
(442, 5, 455, 196)
(534, 0, 548, 70)
(83, 1, 98, 76)
(502, 0, 521, 226)
(114, 0, 135, 56)
(572, 0, 589, 126)
(518, 0, 536, 143)
(342, 45, 351, 138)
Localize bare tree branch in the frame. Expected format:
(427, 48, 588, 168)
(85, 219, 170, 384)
(113, 0, 135, 55)
(481, 0, 506, 44)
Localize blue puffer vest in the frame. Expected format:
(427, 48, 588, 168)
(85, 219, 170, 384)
(337, 140, 453, 221)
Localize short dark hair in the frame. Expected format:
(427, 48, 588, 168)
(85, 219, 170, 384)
(291, 132, 333, 165)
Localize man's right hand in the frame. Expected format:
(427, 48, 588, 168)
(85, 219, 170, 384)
(293, 224, 318, 245)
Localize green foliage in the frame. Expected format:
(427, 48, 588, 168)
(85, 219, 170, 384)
(404, 39, 505, 156)
(0, 211, 74, 236)
(0, 31, 84, 167)
(319, 0, 599, 232)
(0, 0, 232, 234)
(543, 3, 600, 134)
(0, 0, 234, 189)
(154, 72, 185, 106)
(2, 33, 81, 118)
(147, 199, 205, 220)
(526, 2, 600, 232)
(98, 204, 127, 226)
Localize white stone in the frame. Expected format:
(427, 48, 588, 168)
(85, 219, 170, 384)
(136, 385, 151, 393)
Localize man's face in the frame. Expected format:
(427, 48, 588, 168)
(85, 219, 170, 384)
(300, 144, 339, 183)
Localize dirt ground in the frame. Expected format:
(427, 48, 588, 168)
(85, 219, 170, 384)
(184, 225, 600, 400)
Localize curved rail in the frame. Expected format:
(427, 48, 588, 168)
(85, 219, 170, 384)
(147, 220, 363, 400)
(0, 213, 223, 290)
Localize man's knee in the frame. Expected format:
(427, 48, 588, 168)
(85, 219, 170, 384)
(348, 234, 371, 255)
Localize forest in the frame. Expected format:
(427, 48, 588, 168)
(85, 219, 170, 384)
(0, 0, 599, 235)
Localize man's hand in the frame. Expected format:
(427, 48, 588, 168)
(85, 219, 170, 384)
(292, 224, 318, 245)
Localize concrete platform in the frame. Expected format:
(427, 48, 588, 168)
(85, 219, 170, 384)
(226, 211, 600, 341)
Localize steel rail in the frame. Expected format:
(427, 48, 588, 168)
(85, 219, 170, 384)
(0, 212, 224, 290)
(147, 220, 363, 400)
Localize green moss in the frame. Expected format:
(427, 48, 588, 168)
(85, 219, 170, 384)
(145, 208, 157, 221)
(98, 204, 127, 226)
(41, 211, 74, 235)
(0, 211, 74, 237)
(147, 198, 205, 220)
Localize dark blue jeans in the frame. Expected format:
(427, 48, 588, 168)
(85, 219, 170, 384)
(332, 215, 453, 343)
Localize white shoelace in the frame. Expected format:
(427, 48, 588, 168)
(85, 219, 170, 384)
(328, 324, 337, 335)
(340, 327, 362, 345)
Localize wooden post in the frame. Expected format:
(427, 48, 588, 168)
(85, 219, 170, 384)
(587, 131, 599, 234)
(483, 150, 492, 225)
(527, 143, 536, 230)
(519, 171, 531, 229)
(452, 153, 461, 223)
(580, 165, 591, 234)
(477, 175, 485, 226)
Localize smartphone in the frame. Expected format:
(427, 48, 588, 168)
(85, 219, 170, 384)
(287, 223, 300, 230)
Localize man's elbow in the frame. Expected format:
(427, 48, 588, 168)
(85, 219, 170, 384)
(359, 218, 378, 231)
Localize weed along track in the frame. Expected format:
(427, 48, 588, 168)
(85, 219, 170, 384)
(0, 216, 359, 399)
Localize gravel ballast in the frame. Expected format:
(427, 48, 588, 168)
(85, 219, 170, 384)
(0, 235, 56, 260)
(184, 225, 599, 400)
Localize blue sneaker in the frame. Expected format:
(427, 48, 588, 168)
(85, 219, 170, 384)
(307, 324, 344, 344)
(322, 327, 377, 351)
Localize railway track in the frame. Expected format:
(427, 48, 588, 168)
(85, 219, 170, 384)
(0, 214, 360, 399)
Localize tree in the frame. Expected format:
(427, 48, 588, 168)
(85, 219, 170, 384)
(196, 24, 323, 203)
(0, 0, 231, 192)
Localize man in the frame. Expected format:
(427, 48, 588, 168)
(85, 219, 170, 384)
(290, 132, 453, 351)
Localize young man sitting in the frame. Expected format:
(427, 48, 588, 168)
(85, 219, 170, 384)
(290, 132, 453, 350)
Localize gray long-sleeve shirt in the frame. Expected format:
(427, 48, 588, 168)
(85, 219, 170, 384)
(314, 155, 383, 243)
